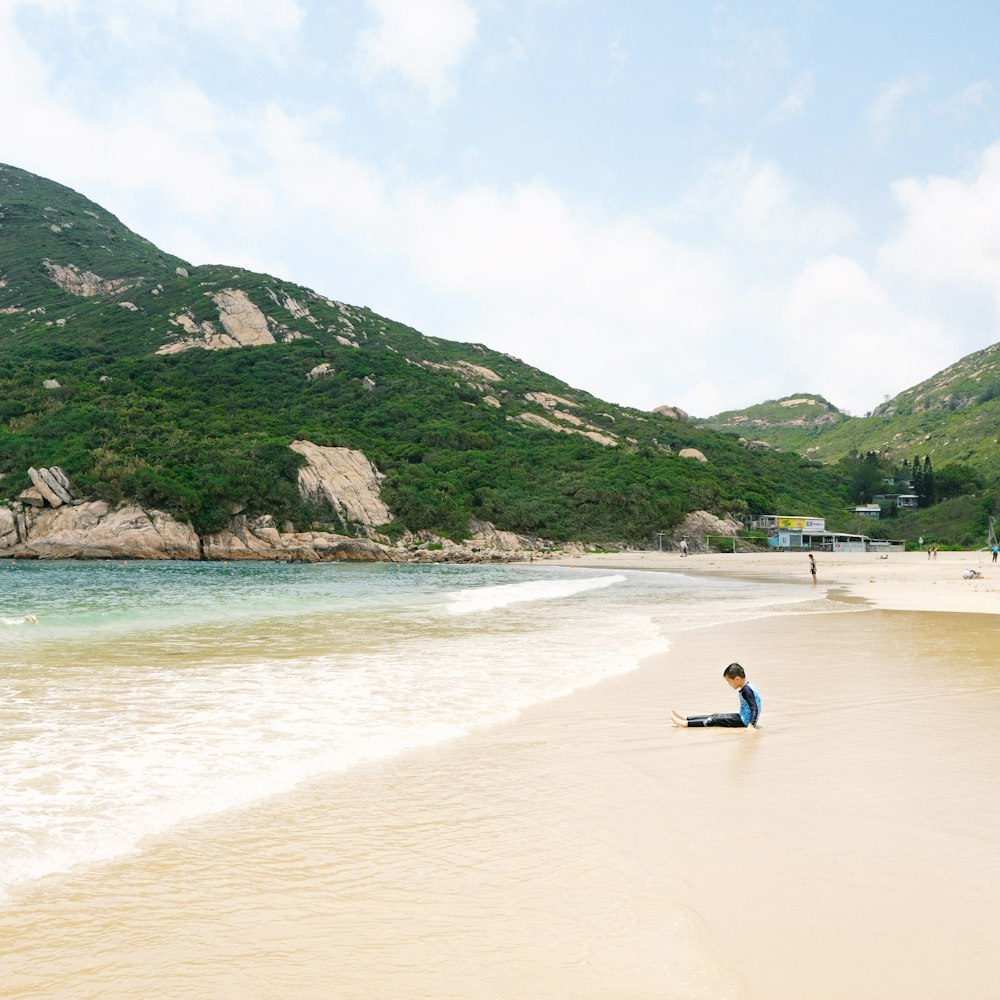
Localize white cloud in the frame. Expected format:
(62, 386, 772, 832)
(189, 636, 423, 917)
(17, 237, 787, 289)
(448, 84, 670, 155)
(665, 151, 855, 251)
(182, 0, 306, 54)
(781, 256, 947, 413)
(354, 0, 477, 104)
(6, 0, 305, 56)
(952, 79, 995, 112)
(866, 75, 925, 143)
(877, 143, 1000, 348)
(385, 180, 727, 407)
(767, 70, 814, 122)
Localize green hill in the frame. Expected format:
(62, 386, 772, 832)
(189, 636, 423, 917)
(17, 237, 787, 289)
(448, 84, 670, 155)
(0, 163, 852, 544)
(701, 348, 1000, 482)
(698, 394, 852, 458)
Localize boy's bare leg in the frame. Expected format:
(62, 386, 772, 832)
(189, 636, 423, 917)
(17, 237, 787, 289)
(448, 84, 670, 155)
(671, 709, 688, 727)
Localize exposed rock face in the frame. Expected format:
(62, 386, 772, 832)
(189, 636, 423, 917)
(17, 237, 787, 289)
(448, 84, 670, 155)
(17, 486, 45, 507)
(0, 507, 17, 548)
(525, 391, 578, 410)
(424, 360, 503, 384)
(28, 467, 73, 507)
(307, 363, 334, 381)
(654, 404, 690, 421)
(42, 260, 130, 297)
(42, 379, 61, 389)
(678, 447, 708, 462)
(212, 288, 275, 346)
(7, 502, 201, 559)
(290, 441, 392, 528)
(671, 510, 741, 553)
(159, 289, 276, 354)
(513, 412, 618, 447)
(201, 515, 394, 562)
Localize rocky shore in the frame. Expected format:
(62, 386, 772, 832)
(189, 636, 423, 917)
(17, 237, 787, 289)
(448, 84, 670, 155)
(0, 448, 567, 564)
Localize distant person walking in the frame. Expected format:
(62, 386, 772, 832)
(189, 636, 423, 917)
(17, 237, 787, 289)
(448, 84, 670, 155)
(679, 539, 688, 557)
(808, 553, 817, 584)
(992, 545, 998, 564)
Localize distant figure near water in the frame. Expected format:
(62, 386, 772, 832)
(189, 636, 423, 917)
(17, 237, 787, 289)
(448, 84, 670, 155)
(672, 662, 761, 730)
(808, 553, 817, 584)
(679, 539, 688, 557)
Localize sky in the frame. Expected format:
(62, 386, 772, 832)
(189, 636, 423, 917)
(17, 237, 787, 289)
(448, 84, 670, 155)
(4, 0, 1000, 417)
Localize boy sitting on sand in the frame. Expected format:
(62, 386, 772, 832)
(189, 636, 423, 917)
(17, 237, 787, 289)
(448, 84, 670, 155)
(672, 662, 761, 729)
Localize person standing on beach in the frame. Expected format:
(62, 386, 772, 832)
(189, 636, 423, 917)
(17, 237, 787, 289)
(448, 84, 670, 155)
(672, 663, 761, 729)
(808, 553, 817, 583)
(992, 545, 998, 564)
(679, 539, 688, 557)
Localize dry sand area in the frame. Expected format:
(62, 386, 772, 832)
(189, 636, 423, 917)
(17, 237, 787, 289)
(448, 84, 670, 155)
(554, 545, 1000, 614)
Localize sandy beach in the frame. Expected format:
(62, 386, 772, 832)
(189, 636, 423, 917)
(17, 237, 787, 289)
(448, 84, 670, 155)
(549, 546, 1000, 615)
(2, 552, 999, 998)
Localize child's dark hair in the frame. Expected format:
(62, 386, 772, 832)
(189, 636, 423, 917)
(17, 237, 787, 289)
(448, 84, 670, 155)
(723, 662, 745, 680)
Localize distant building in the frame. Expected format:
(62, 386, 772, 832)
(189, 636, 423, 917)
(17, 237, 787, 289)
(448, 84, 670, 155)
(847, 504, 882, 519)
(751, 511, 903, 553)
(769, 527, 869, 553)
(749, 514, 825, 532)
(872, 493, 918, 509)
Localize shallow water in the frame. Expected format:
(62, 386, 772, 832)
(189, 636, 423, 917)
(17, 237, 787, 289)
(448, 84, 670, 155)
(0, 560, 822, 906)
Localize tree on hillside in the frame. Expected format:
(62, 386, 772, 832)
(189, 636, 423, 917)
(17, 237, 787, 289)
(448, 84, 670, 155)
(912, 455, 924, 504)
(920, 456, 935, 507)
(934, 462, 981, 501)
(852, 450, 883, 502)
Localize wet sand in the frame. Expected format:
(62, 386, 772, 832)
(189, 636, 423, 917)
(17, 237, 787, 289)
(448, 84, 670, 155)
(3, 565, 1000, 997)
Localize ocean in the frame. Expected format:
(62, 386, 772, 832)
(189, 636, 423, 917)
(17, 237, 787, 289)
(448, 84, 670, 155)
(0, 559, 821, 904)
(0, 558, 861, 999)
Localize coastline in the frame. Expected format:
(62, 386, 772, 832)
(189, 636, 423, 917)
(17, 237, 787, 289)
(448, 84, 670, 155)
(543, 547, 1000, 615)
(3, 559, 999, 997)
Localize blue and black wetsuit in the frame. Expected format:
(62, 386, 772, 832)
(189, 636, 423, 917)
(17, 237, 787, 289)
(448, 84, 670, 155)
(687, 682, 762, 728)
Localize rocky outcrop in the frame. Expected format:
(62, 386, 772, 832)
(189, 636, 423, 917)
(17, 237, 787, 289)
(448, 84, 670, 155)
(0, 496, 567, 564)
(42, 260, 130, 297)
(678, 448, 708, 462)
(290, 441, 392, 528)
(212, 289, 275, 346)
(20, 466, 77, 508)
(4, 502, 201, 559)
(654, 404, 690, 421)
(525, 391, 578, 410)
(0, 506, 17, 548)
(671, 510, 741, 553)
(513, 412, 618, 447)
(201, 515, 394, 562)
(159, 289, 277, 354)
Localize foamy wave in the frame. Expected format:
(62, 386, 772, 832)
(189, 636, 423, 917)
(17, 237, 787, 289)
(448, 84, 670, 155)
(1, 615, 38, 626)
(444, 574, 626, 615)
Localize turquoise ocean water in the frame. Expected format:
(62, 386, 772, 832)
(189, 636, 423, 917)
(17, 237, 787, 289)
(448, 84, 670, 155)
(0, 559, 819, 901)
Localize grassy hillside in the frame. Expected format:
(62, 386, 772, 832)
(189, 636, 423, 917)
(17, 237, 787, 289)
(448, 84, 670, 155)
(0, 164, 853, 542)
(701, 352, 1000, 483)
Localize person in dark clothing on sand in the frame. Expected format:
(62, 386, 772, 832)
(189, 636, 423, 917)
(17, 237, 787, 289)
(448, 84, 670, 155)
(672, 663, 761, 729)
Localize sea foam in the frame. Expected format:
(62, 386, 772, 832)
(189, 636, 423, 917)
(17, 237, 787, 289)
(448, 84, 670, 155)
(444, 573, 626, 614)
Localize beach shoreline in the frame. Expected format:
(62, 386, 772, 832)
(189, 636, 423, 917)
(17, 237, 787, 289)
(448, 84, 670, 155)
(543, 547, 1000, 615)
(2, 559, 999, 998)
